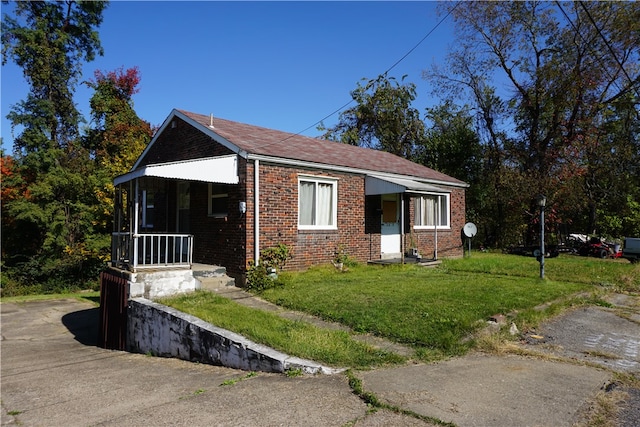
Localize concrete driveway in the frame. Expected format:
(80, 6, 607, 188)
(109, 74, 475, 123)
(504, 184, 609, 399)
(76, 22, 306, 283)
(0, 299, 420, 427)
(2, 293, 639, 426)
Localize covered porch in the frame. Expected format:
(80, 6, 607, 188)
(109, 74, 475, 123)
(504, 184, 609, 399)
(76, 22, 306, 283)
(365, 174, 451, 263)
(111, 155, 239, 272)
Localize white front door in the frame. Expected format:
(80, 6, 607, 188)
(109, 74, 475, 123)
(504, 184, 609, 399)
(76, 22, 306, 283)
(380, 194, 401, 259)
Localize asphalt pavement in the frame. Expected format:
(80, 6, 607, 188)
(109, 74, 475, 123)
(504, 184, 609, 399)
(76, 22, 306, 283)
(1, 292, 639, 426)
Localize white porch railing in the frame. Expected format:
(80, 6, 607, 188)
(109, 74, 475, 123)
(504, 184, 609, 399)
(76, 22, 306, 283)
(112, 232, 193, 271)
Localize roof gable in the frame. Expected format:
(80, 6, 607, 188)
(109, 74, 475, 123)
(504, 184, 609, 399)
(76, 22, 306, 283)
(137, 109, 468, 187)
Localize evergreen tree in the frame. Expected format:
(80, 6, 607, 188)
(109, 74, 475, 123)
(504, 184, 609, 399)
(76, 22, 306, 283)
(1, 1, 108, 292)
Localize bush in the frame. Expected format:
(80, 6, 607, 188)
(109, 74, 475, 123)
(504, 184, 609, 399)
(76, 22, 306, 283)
(246, 244, 291, 291)
(1, 254, 104, 296)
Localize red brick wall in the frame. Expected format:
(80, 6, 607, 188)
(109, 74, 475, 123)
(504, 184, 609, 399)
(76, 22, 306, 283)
(403, 188, 466, 259)
(244, 162, 373, 271)
(188, 180, 248, 274)
(242, 161, 465, 271)
(138, 117, 234, 167)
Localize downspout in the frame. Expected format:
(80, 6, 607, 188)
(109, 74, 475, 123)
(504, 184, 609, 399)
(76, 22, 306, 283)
(254, 159, 260, 265)
(400, 193, 405, 264)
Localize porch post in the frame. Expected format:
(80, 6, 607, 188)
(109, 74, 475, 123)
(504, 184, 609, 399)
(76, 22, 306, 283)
(112, 185, 120, 266)
(400, 193, 405, 264)
(434, 197, 438, 260)
(133, 178, 140, 270)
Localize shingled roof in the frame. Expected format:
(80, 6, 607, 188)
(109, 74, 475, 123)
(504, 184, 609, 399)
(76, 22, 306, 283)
(176, 109, 467, 187)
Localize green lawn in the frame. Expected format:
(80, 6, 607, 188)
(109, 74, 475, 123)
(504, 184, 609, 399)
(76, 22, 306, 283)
(159, 253, 640, 367)
(162, 291, 404, 369)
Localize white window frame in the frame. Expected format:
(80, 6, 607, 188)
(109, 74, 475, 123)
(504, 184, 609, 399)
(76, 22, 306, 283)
(208, 183, 229, 218)
(298, 175, 338, 230)
(413, 193, 450, 230)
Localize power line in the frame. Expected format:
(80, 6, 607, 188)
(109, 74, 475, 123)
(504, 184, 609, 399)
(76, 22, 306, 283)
(277, 2, 460, 144)
(578, 1, 640, 100)
(554, 2, 629, 103)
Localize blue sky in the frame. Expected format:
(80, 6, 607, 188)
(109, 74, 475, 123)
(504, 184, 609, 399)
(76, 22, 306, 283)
(1, 1, 456, 151)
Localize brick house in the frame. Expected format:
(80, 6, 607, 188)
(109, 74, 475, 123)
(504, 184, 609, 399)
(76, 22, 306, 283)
(111, 109, 468, 285)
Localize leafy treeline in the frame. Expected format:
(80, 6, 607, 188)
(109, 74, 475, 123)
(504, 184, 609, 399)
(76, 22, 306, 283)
(1, 1, 638, 294)
(323, 1, 640, 247)
(1, 1, 151, 294)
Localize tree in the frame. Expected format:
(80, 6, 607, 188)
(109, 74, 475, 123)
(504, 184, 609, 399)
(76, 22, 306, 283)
(418, 102, 482, 183)
(1, 1, 108, 292)
(416, 102, 486, 232)
(2, 1, 107, 153)
(84, 66, 153, 233)
(425, 1, 640, 245)
(320, 74, 425, 160)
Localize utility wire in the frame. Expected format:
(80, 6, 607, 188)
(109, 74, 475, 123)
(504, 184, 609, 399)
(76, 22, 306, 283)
(276, 2, 460, 144)
(555, 2, 619, 88)
(554, 2, 628, 103)
(578, 1, 640, 100)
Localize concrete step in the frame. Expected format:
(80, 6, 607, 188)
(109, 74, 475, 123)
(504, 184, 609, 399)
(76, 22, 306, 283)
(192, 264, 235, 290)
(198, 275, 235, 290)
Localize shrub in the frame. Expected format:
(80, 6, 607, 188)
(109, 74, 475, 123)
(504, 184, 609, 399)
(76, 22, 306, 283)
(246, 244, 291, 291)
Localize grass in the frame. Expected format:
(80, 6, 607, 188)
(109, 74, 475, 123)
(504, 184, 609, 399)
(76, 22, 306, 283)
(159, 291, 404, 369)
(161, 253, 638, 368)
(446, 252, 639, 290)
(259, 254, 634, 356)
(0, 291, 100, 305)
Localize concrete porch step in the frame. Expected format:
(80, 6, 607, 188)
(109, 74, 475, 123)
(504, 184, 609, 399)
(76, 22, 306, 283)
(192, 264, 236, 290)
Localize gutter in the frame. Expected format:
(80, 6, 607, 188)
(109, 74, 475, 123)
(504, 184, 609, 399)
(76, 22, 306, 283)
(246, 153, 469, 189)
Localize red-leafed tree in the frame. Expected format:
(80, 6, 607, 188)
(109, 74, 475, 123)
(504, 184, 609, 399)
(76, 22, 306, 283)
(84, 66, 153, 234)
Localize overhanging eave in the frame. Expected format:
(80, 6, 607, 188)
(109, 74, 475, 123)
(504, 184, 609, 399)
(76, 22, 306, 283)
(114, 155, 239, 186)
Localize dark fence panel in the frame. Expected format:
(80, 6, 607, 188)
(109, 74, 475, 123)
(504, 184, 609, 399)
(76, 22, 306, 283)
(98, 271, 129, 350)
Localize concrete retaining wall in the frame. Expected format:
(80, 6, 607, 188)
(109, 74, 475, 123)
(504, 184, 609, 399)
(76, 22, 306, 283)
(127, 298, 338, 374)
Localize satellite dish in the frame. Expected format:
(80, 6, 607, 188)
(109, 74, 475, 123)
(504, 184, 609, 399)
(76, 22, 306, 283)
(463, 222, 477, 238)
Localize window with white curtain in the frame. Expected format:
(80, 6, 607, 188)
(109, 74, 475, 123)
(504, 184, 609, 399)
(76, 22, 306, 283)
(414, 194, 450, 228)
(298, 176, 337, 229)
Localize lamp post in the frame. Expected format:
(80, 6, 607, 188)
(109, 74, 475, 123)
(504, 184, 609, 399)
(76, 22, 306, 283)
(537, 195, 547, 279)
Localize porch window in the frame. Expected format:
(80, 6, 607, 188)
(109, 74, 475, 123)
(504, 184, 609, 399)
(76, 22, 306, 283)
(414, 194, 450, 228)
(298, 176, 337, 229)
(142, 190, 154, 229)
(208, 183, 229, 217)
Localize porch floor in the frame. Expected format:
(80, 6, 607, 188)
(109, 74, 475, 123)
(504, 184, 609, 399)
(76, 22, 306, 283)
(191, 263, 224, 273)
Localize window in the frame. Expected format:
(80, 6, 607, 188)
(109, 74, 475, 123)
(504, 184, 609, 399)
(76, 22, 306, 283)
(298, 176, 337, 229)
(414, 194, 450, 228)
(142, 190, 154, 229)
(208, 183, 229, 217)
